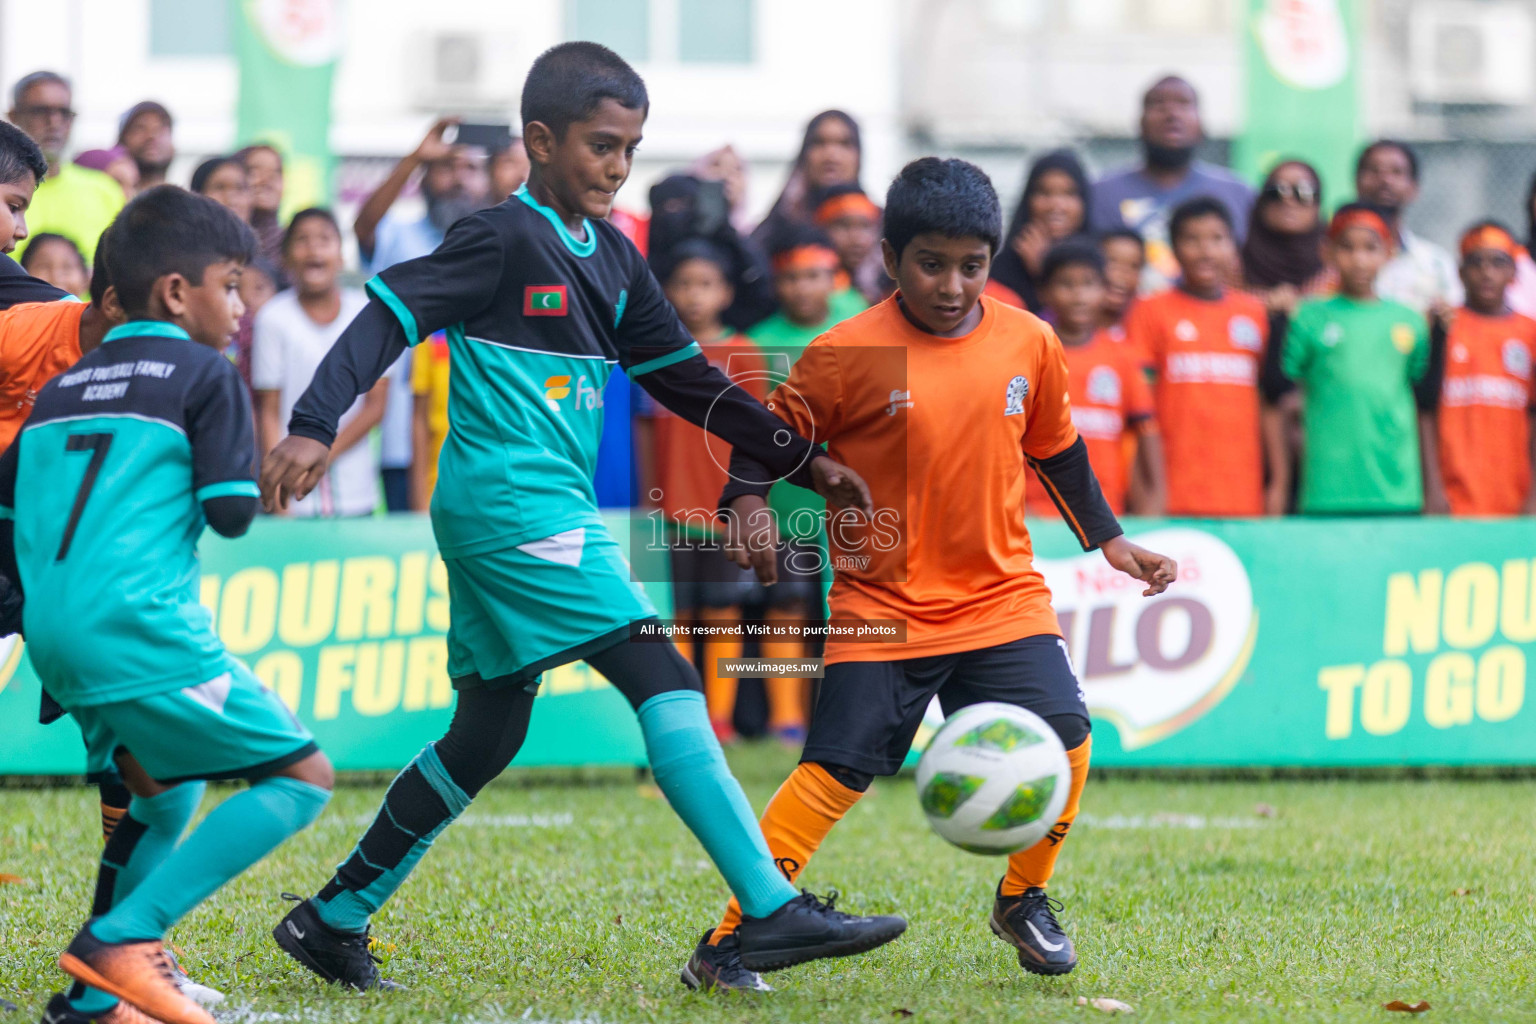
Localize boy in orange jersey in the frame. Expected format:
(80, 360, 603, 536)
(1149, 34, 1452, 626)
(1025, 240, 1164, 516)
(680, 158, 1176, 992)
(1421, 222, 1536, 515)
(1125, 197, 1287, 516)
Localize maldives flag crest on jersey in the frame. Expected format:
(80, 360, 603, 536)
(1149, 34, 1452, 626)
(524, 285, 569, 316)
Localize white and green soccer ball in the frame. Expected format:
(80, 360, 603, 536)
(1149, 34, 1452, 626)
(915, 702, 1071, 855)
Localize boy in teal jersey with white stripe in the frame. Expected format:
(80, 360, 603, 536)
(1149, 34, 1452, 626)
(262, 42, 905, 991)
(0, 186, 334, 1024)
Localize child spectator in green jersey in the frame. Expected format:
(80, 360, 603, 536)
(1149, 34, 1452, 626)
(1282, 203, 1431, 513)
(752, 223, 848, 359)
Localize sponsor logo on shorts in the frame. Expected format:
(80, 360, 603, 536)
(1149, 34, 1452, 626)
(0, 635, 19, 696)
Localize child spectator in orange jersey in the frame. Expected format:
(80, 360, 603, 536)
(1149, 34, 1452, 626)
(1026, 240, 1164, 517)
(683, 158, 1176, 991)
(1126, 197, 1283, 516)
(1421, 222, 1536, 515)
(1099, 228, 1145, 328)
(634, 239, 806, 744)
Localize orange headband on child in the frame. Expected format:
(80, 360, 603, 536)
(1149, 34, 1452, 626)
(814, 193, 881, 226)
(1459, 224, 1523, 260)
(772, 245, 841, 274)
(1328, 208, 1394, 248)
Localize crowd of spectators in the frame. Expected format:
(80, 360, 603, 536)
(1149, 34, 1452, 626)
(5, 68, 1534, 739)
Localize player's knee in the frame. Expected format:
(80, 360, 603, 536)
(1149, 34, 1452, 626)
(814, 761, 874, 793)
(279, 750, 335, 791)
(1044, 712, 1091, 751)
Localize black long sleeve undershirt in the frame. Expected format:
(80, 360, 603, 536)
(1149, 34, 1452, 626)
(1027, 436, 1123, 550)
(288, 300, 409, 446)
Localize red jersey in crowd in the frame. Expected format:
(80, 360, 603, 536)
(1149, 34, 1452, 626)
(644, 333, 765, 532)
(1437, 308, 1536, 515)
(1126, 287, 1268, 516)
(1026, 326, 1155, 516)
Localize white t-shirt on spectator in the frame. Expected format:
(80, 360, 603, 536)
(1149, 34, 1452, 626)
(252, 288, 376, 517)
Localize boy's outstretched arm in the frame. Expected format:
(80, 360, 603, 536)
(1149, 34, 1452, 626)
(262, 217, 504, 511)
(622, 264, 869, 513)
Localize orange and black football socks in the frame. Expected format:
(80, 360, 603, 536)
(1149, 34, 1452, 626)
(1001, 734, 1092, 895)
(710, 761, 867, 943)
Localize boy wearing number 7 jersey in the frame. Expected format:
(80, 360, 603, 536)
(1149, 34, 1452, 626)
(0, 186, 334, 1024)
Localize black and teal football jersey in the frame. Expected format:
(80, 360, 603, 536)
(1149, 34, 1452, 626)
(0, 320, 258, 708)
(294, 186, 818, 559)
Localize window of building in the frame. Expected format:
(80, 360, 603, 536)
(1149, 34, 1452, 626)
(678, 0, 753, 64)
(567, 0, 652, 63)
(149, 0, 232, 57)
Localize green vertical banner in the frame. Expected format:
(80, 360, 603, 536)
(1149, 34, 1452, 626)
(232, 0, 342, 210)
(1233, 0, 1360, 207)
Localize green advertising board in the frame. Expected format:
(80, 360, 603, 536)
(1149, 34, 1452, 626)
(1233, 0, 1361, 207)
(1, 516, 1532, 774)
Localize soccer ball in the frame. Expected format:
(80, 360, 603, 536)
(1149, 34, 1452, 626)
(915, 702, 1071, 855)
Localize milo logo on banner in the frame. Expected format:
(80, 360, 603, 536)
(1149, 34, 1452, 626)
(1039, 528, 1257, 750)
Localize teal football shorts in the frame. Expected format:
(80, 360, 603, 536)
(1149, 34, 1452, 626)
(444, 524, 657, 689)
(74, 657, 317, 784)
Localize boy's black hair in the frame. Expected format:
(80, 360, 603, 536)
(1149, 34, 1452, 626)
(282, 207, 341, 254)
(765, 222, 838, 263)
(103, 185, 256, 316)
(18, 232, 83, 273)
(882, 157, 1001, 262)
(521, 42, 648, 139)
(1356, 138, 1419, 183)
(1040, 238, 1106, 285)
(1168, 196, 1233, 246)
(1099, 226, 1145, 253)
(0, 119, 46, 187)
(89, 231, 111, 304)
(657, 237, 732, 287)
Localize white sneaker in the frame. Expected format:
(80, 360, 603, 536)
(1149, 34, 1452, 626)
(167, 950, 225, 1007)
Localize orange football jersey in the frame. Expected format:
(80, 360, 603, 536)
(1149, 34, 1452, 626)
(1437, 309, 1536, 515)
(762, 295, 1079, 663)
(1025, 326, 1154, 516)
(1127, 288, 1267, 516)
(0, 300, 85, 451)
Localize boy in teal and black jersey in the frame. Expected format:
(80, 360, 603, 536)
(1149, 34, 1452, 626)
(262, 42, 905, 990)
(1, 186, 334, 1024)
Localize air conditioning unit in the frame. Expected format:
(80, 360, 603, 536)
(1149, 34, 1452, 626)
(1409, 0, 1536, 104)
(413, 32, 521, 109)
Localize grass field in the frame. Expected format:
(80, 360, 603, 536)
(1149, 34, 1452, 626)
(3, 743, 1534, 1024)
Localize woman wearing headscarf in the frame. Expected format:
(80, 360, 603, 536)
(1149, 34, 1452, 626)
(1241, 159, 1330, 314)
(991, 149, 1090, 311)
(1506, 169, 1536, 316)
(649, 173, 776, 331)
(1244, 160, 1330, 515)
(753, 110, 862, 244)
